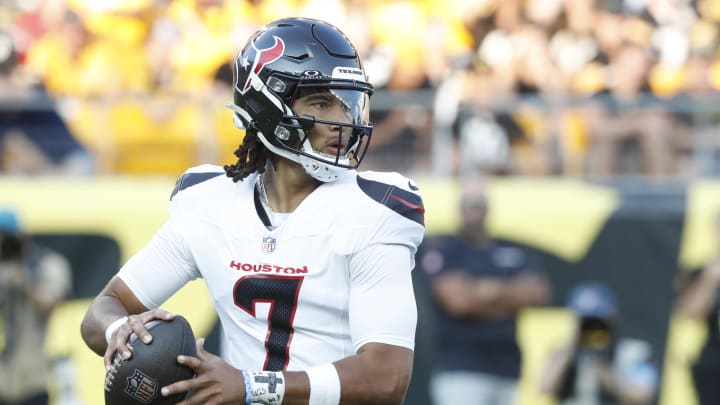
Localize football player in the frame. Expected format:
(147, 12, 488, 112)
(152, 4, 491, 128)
(81, 17, 425, 405)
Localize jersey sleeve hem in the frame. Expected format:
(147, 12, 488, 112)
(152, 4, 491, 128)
(117, 271, 162, 310)
(353, 335, 415, 353)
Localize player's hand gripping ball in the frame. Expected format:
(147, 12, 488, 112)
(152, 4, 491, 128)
(104, 315, 197, 404)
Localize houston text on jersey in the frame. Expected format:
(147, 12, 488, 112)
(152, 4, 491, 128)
(229, 260, 309, 274)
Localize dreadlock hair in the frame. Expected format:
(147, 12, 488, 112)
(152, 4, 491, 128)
(223, 128, 272, 182)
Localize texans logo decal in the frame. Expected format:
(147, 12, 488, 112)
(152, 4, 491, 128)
(241, 36, 285, 93)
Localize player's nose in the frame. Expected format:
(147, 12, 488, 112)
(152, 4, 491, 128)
(327, 103, 352, 126)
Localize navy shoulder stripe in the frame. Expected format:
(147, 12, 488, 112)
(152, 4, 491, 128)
(170, 172, 223, 200)
(357, 176, 425, 226)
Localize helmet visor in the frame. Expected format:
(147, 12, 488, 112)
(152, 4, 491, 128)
(329, 88, 370, 126)
(326, 88, 370, 165)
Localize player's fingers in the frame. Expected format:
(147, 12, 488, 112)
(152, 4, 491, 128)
(177, 354, 203, 372)
(171, 384, 218, 405)
(149, 308, 175, 321)
(160, 375, 202, 400)
(126, 311, 163, 345)
(125, 314, 152, 344)
(172, 392, 209, 405)
(103, 328, 122, 369)
(195, 338, 208, 357)
(107, 321, 134, 364)
(135, 309, 174, 344)
(103, 348, 115, 370)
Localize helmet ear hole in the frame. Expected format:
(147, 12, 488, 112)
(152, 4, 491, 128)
(267, 76, 287, 94)
(274, 126, 291, 141)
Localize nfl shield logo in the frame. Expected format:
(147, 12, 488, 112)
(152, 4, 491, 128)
(125, 369, 158, 403)
(262, 236, 276, 253)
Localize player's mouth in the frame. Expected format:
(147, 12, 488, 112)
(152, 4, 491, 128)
(325, 142, 345, 156)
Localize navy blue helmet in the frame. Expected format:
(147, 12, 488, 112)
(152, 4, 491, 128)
(227, 18, 374, 182)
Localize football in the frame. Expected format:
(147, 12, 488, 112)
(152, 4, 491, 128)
(104, 315, 197, 405)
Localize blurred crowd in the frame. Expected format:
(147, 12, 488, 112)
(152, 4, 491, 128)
(438, 0, 720, 178)
(0, 0, 719, 178)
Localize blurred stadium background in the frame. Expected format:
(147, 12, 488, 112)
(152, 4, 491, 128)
(1, 0, 720, 404)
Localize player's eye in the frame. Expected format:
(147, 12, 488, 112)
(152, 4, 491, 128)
(310, 100, 331, 109)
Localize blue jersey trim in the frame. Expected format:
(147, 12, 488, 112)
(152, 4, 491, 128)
(170, 172, 223, 200)
(357, 176, 425, 226)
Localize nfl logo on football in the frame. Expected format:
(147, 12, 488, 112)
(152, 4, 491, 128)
(125, 369, 158, 403)
(262, 236, 276, 253)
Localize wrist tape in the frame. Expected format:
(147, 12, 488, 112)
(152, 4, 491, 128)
(306, 363, 341, 405)
(242, 370, 285, 405)
(104, 316, 128, 344)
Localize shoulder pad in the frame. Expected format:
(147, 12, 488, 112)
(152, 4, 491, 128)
(357, 175, 424, 226)
(170, 169, 224, 200)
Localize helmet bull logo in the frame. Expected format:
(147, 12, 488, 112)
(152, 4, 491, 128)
(241, 36, 286, 93)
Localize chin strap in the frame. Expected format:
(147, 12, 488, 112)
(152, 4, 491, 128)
(255, 130, 345, 183)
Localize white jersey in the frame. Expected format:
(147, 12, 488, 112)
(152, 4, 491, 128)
(118, 165, 425, 371)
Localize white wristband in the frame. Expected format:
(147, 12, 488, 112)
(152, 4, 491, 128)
(241, 370, 285, 405)
(306, 363, 341, 405)
(104, 316, 128, 344)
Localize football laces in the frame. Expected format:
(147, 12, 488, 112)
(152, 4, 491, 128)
(104, 343, 133, 391)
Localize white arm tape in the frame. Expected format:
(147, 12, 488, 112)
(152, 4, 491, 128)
(104, 316, 128, 344)
(306, 363, 341, 405)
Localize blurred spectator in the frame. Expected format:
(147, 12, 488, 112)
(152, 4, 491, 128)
(7, 0, 63, 63)
(549, 0, 599, 91)
(662, 18, 720, 176)
(583, 40, 679, 177)
(364, 105, 433, 173)
(452, 105, 523, 176)
(592, 0, 626, 67)
(420, 178, 551, 405)
(674, 212, 720, 405)
(24, 9, 150, 97)
(0, 210, 72, 405)
(0, 30, 94, 175)
(143, 0, 233, 93)
(362, 53, 433, 173)
(540, 281, 659, 405)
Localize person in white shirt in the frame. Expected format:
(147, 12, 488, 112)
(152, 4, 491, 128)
(80, 17, 425, 405)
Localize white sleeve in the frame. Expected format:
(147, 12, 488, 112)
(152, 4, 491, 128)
(117, 219, 200, 309)
(348, 243, 417, 352)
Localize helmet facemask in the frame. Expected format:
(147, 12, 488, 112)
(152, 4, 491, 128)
(229, 79, 373, 182)
(281, 86, 372, 165)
